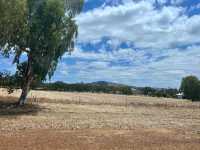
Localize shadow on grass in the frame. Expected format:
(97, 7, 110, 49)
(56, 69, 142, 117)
(0, 96, 42, 117)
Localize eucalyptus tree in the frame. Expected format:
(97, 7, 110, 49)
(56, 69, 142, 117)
(0, 0, 84, 105)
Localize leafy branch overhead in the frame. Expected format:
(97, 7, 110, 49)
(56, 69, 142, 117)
(0, 0, 84, 105)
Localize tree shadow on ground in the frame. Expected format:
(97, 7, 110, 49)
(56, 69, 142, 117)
(0, 96, 42, 117)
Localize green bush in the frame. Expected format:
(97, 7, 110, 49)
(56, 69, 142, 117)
(180, 76, 200, 101)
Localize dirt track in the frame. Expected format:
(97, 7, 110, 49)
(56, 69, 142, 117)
(0, 89, 199, 150)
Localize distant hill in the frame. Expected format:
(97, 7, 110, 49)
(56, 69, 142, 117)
(89, 81, 178, 98)
(90, 81, 129, 87)
(39, 81, 134, 95)
(0, 74, 178, 98)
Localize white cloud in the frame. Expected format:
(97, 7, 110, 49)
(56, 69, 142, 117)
(59, 43, 200, 88)
(77, 0, 200, 49)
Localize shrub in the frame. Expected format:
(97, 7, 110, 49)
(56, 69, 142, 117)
(180, 76, 200, 101)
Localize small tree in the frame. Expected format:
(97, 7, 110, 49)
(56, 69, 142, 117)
(0, 0, 84, 105)
(180, 76, 200, 101)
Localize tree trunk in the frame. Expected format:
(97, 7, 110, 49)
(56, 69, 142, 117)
(18, 57, 33, 106)
(18, 76, 32, 106)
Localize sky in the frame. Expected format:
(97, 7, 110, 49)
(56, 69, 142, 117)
(1, 0, 200, 88)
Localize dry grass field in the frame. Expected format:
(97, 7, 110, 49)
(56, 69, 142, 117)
(0, 88, 199, 150)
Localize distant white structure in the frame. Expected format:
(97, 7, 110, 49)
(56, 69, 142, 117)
(176, 92, 184, 99)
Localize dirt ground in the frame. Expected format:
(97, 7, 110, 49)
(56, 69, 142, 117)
(0, 89, 199, 150)
(0, 129, 199, 150)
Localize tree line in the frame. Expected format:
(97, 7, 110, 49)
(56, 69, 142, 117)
(0, 72, 133, 95)
(139, 87, 178, 98)
(1, 71, 200, 101)
(40, 81, 133, 95)
(139, 75, 200, 101)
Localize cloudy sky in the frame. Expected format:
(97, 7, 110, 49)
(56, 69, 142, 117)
(1, 0, 200, 88)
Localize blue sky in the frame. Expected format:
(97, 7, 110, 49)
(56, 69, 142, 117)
(1, 0, 200, 88)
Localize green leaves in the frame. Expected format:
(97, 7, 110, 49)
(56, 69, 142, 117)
(65, 0, 84, 17)
(180, 76, 200, 101)
(0, 0, 84, 85)
(0, 0, 28, 53)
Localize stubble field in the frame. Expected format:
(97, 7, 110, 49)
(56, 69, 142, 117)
(0, 88, 199, 150)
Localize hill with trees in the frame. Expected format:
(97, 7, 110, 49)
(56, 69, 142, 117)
(39, 81, 133, 95)
(1, 70, 200, 101)
(139, 87, 178, 98)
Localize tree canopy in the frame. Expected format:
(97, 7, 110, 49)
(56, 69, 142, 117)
(0, 0, 83, 79)
(180, 76, 200, 101)
(0, 0, 84, 105)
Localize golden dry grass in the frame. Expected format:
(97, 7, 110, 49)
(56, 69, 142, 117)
(0, 88, 199, 150)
